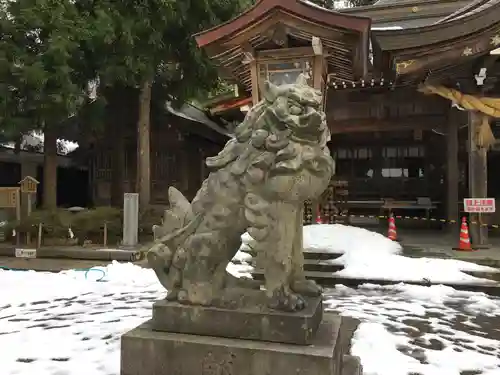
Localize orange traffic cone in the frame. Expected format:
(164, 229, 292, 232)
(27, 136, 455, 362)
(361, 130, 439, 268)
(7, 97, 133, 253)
(388, 214, 397, 241)
(454, 217, 474, 251)
(316, 212, 323, 224)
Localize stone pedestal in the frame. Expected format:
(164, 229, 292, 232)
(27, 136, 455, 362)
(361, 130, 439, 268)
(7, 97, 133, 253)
(151, 295, 323, 345)
(123, 314, 343, 375)
(120, 295, 362, 375)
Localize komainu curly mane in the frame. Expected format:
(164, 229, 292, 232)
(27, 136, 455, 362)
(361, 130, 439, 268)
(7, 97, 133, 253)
(147, 75, 334, 311)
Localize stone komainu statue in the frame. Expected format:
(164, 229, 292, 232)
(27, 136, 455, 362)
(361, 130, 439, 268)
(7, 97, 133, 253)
(147, 75, 334, 312)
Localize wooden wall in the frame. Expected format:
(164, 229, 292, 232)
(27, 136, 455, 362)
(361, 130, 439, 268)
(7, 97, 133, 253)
(89, 115, 223, 206)
(325, 86, 454, 213)
(328, 131, 447, 201)
(326, 86, 449, 134)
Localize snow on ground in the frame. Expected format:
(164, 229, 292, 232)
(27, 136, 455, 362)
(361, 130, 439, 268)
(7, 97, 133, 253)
(1, 263, 500, 375)
(325, 283, 500, 375)
(240, 224, 499, 285)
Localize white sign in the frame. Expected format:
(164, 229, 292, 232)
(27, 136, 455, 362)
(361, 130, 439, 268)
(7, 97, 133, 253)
(15, 248, 37, 258)
(464, 198, 496, 213)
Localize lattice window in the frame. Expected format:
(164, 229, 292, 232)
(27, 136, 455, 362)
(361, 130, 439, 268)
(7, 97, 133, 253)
(334, 147, 375, 179)
(152, 151, 179, 183)
(381, 146, 425, 179)
(94, 151, 111, 180)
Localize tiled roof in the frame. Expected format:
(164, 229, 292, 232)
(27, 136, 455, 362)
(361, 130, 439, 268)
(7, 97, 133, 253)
(373, 0, 427, 5)
(437, 0, 499, 23)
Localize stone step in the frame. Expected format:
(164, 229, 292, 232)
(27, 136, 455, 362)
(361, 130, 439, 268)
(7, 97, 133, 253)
(303, 249, 344, 260)
(250, 269, 500, 295)
(241, 248, 343, 261)
(303, 259, 344, 273)
(248, 258, 344, 273)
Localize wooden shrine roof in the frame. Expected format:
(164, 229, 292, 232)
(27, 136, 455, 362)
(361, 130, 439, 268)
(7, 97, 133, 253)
(439, 0, 499, 23)
(373, 0, 428, 5)
(341, 0, 470, 29)
(194, 0, 372, 91)
(371, 0, 500, 83)
(193, 0, 499, 92)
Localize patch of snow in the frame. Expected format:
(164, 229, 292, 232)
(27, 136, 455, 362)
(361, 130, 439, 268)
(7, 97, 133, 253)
(2, 265, 500, 374)
(372, 26, 403, 30)
(241, 224, 498, 285)
(227, 262, 253, 279)
(232, 250, 253, 263)
(325, 284, 500, 375)
(351, 322, 424, 375)
(2, 262, 500, 375)
(1, 131, 79, 155)
(303, 223, 401, 255)
(300, 0, 349, 10)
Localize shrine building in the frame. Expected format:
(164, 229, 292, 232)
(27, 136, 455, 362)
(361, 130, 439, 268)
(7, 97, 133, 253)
(193, 0, 500, 241)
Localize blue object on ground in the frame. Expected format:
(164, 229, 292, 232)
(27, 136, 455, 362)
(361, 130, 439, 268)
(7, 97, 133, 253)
(0, 266, 107, 281)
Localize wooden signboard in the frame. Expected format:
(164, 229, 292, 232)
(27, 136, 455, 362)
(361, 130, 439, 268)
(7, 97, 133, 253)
(19, 176, 39, 194)
(0, 187, 21, 245)
(0, 187, 20, 209)
(15, 248, 37, 258)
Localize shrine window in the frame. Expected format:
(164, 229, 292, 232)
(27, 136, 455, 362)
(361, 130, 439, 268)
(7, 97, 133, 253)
(124, 144, 136, 181)
(381, 146, 425, 179)
(153, 151, 178, 182)
(335, 147, 374, 179)
(258, 59, 313, 87)
(94, 151, 111, 179)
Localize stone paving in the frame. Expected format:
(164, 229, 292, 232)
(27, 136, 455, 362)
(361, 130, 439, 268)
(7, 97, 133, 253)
(400, 230, 500, 268)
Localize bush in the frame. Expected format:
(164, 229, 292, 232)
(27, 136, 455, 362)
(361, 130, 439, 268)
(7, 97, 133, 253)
(71, 207, 122, 245)
(6, 205, 166, 246)
(138, 205, 165, 241)
(7, 209, 73, 240)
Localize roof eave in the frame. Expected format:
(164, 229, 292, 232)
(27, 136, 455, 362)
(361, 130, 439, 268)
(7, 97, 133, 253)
(372, 0, 500, 51)
(194, 0, 371, 49)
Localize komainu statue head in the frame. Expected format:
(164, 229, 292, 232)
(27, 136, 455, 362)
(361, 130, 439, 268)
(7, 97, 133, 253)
(206, 73, 334, 202)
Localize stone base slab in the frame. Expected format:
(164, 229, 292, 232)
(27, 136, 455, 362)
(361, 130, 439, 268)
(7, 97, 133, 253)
(151, 293, 323, 345)
(121, 313, 345, 375)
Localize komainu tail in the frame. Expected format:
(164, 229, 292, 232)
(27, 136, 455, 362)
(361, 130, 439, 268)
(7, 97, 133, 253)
(163, 187, 193, 229)
(147, 187, 202, 290)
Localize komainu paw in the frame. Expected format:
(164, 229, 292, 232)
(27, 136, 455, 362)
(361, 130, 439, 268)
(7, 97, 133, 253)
(268, 286, 306, 312)
(291, 279, 323, 297)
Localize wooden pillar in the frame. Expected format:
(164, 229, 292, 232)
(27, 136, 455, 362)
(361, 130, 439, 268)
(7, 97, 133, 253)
(446, 110, 459, 232)
(21, 161, 38, 213)
(110, 130, 125, 207)
(467, 112, 489, 246)
(250, 60, 259, 106)
(180, 137, 190, 196)
(313, 56, 324, 90)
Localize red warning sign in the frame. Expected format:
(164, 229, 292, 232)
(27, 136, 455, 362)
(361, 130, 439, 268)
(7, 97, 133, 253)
(464, 198, 496, 213)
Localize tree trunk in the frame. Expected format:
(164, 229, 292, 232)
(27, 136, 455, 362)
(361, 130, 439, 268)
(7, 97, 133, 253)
(136, 79, 152, 210)
(109, 90, 125, 207)
(43, 126, 58, 209)
(110, 131, 125, 207)
(14, 135, 22, 154)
